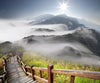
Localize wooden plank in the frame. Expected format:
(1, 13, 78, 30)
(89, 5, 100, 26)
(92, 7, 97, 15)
(7, 56, 37, 83)
(52, 69, 100, 80)
(34, 75, 48, 83)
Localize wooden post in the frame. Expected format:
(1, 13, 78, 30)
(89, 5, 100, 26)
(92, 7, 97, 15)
(17, 56, 18, 62)
(3, 58, 7, 67)
(70, 75, 75, 83)
(3, 58, 5, 66)
(2, 58, 7, 82)
(48, 64, 53, 83)
(31, 65, 35, 81)
(24, 64, 28, 75)
(3, 71, 7, 81)
(20, 61, 22, 69)
(1, 77, 4, 83)
(40, 70, 42, 78)
(19, 58, 21, 65)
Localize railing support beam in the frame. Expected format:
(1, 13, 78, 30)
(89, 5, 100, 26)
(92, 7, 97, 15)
(31, 65, 35, 81)
(40, 70, 42, 78)
(70, 75, 75, 83)
(48, 64, 53, 83)
(24, 64, 28, 75)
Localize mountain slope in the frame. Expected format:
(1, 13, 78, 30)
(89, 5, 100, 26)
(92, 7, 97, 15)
(78, 19, 100, 32)
(29, 14, 54, 25)
(22, 28, 100, 58)
(29, 14, 86, 30)
(0, 41, 12, 54)
(29, 14, 100, 31)
(50, 28, 100, 56)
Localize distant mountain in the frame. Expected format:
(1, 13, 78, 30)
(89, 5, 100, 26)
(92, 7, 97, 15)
(23, 36, 38, 44)
(34, 28, 54, 32)
(29, 14, 100, 32)
(29, 14, 54, 25)
(51, 28, 100, 57)
(78, 19, 100, 32)
(0, 41, 12, 54)
(14, 14, 100, 64)
(22, 28, 100, 57)
(29, 14, 86, 30)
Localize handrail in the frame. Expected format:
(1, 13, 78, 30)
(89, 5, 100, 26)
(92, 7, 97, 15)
(17, 55, 100, 83)
(32, 67, 48, 72)
(34, 75, 48, 83)
(0, 58, 7, 83)
(52, 69, 100, 80)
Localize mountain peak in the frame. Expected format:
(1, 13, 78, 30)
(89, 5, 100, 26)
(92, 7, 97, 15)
(29, 14, 85, 30)
(56, 14, 68, 18)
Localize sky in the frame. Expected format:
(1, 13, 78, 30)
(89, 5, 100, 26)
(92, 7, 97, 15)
(0, 0, 100, 25)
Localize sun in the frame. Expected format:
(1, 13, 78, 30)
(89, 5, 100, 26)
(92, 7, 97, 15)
(59, 3, 67, 11)
(58, 0, 70, 13)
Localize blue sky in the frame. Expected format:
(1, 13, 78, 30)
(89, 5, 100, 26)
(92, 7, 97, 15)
(0, 0, 100, 24)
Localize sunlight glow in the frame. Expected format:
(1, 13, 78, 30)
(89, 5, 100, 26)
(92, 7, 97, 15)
(58, 0, 70, 13)
(60, 3, 67, 11)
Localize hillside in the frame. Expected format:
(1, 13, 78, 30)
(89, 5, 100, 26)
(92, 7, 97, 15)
(20, 28, 100, 65)
(29, 14, 85, 30)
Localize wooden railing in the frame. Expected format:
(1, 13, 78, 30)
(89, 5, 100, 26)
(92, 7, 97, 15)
(17, 55, 100, 83)
(0, 58, 7, 83)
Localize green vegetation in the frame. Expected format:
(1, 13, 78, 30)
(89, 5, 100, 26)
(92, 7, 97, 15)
(0, 41, 24, 55)
(0, 53, 7, 74)
(0, 53, 3, 58)
(0, 41, 24, 77)
(0, 54, 5, 74)
(22, 52, 100, 83)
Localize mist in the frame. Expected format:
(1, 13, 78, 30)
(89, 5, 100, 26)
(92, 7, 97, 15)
(19, 40, 100, 66)
(0, 20, 74, 42)
(0, 20, 31, 42)
(0, 19, 100, 66)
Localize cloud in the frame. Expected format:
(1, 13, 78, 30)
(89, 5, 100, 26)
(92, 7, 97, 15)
(0, 20, 30, 42)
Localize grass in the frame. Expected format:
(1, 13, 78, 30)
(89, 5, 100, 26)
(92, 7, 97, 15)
(22, 52, 100, 83)
(0, 53, 7, 74)
(0, 55, 4, 74)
